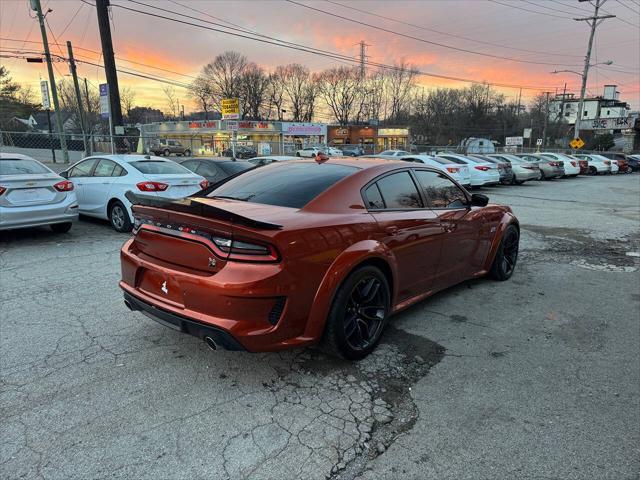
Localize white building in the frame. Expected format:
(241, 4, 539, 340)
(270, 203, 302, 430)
(549, 85, 630, 125)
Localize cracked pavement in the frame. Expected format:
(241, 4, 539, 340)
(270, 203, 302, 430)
(1, 174, 639, 479)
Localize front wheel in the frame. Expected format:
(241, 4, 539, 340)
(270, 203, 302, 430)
(109, 200, 132, 232)
(163, 149, 170, 156)
(321, 266, 391, 360)
(489, 225, 519, 281)
(184, 149, 191, 157)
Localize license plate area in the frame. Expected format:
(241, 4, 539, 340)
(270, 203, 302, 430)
(7, 187, 56, 205)
(138, 268, 185, 308)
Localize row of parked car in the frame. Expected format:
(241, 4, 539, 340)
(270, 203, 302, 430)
(1, 150, 638, 234)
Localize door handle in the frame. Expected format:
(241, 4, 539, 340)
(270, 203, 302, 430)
(385, 226, 398, 236)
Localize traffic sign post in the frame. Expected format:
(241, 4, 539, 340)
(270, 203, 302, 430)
(99, 83, 114, 153)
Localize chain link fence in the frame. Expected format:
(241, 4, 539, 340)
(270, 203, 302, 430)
(0, 130, 629, 165)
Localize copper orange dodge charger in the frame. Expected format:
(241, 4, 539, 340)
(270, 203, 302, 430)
(120, 158, 519, 359)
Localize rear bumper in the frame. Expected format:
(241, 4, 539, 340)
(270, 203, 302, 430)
(123, 290, 245, 350)
(0, 197, 78, 231)
(513, 169, 539, 181)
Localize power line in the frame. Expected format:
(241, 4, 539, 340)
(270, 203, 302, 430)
(286, 0, 584, 66)
(105, 1, 563, 91)
(614, 0, 640, 14)
(487, 0, 572, 19)
(57, 2, 85, 38)
(324, 0, 579, 59)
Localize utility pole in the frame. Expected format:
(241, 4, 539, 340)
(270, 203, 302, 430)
(542, 92, 550, 148)
(516, 88, 522, 117)
(84, 78, 94, 155)
(95, 0, 123, 144)
(32, 0, 68, 163)
(66, 41, 89, 157)
(573, 0, 615, 140)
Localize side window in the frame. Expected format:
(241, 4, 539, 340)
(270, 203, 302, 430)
(93, 159, 117, 177)
(68, 159, 97, 178)
(364, 184, 385, 209)
(375, 171, 423, 209)
(112, 165, 126, 176)
(414, 170, 468, 209)
(438, 155, 466, 165)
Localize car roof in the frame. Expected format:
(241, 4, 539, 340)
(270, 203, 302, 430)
(0, 152, 39, 161)
(398, 154, 437, 161)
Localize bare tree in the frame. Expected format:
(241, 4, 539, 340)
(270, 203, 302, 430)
(276, 64, 316, 122)
(201, 51, 247, 109)
(239, 63, 270, 119)
(189, 75, 214, 119)
(265, 72, 286, 120)
(365, 70, 387, 122)
(162, 85, 180, 119)
(386, 61, 418, 121)
(120, 86, 137, 119)
(315, 66, 362, 125)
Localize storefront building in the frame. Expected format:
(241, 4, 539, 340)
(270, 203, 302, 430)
(139, 120, 327, 156)
(327, 125, 409, 153)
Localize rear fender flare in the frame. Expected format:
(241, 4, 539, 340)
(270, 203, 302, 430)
(303, 240, 398, 342)
(483, 213, 519, 271)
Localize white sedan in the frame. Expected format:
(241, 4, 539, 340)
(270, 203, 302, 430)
(436, 153, 500, 187)
(296, 147, 322, 158)
(377, 149, 411, 158)
(571, 154, 611, 175)
(61, 155, 207, 232)
(399, 154, 471, 188)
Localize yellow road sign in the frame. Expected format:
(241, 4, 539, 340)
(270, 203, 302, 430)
(570, 137, 585, 149)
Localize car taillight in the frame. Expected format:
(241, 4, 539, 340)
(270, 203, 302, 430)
(53, 180, 74, 192)
(211, 235, 278, 262)
(446, 167, 459, 173)
(136, 181, 169, 192)
(604, 160, 611, 165)
(199, 179, 209, 189)
(474, 165, 490, 171)
(570, 161, 576, 167)
(549, 162, 558, 167)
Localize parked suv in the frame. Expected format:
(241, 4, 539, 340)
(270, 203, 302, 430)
(222, 146, 258, 159)
(150, 139, 192, 157)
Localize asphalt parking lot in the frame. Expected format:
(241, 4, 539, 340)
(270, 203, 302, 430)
(1, 174, 639, 480)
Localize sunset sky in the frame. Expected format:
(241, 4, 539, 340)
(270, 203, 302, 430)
(1, 0, 638, 118)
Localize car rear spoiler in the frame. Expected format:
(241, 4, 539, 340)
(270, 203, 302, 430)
(125, 191, 282, 230)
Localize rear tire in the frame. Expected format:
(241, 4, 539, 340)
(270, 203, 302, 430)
(184, 149, 191, 157)
(589, 166, 597, 175)
(109, 200, 132, 232)
(515, 180, 525, 185)
(540, 170, 548, 180)
(321, 266, 391, 360)
(50, 222, 72, 233)
(489, 225, 519, 281)
(163, 149, 170, 156)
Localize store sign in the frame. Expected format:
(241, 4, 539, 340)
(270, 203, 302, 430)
(377, 128, 409, 136)
(40, 80, 50, 109)
(505, 136, 524, 146)
(579, 115, 636, 131)
(226, 121, 238, 131)
(221, 98, 240, 119)
(523, 128, 532, 139)
(237, 121, 276, 130)
(99, 83, 109, 119)
(187, 120, 221, 130)
(283, 123, 325, 135)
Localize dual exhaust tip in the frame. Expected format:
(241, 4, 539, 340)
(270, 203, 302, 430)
(124, 298, 218, 351)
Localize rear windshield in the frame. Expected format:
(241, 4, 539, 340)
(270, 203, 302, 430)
(129, 161, 189, 175)
(0, 159, 50, 175)
(208, 162, 358, 208)
(430, 157, 453, 165)
(219, 162, 253, 175)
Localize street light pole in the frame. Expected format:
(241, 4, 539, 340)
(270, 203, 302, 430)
(573, 0, 615, 140)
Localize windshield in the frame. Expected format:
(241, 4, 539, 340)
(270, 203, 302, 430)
(208, 162, 358, 208)
(129, 161, 190, 175)
(0, 159, 51, 175)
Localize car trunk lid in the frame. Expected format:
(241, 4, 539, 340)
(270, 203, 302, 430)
(0, 174, 66, 207)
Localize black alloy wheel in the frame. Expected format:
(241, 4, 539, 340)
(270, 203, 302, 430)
(490, 225, 519, 281)
(322, 266, 391, 360)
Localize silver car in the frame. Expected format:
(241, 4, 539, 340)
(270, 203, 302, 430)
(0, 153, 78, 232)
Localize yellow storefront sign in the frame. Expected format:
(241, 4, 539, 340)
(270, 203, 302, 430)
(221, 98, 240, 119)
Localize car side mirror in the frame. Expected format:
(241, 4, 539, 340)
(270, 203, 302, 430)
(59, 170, 69, 179)
(470, 193, 489, 207)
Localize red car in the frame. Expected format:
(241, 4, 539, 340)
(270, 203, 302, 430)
(120, 159, 519, 359)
